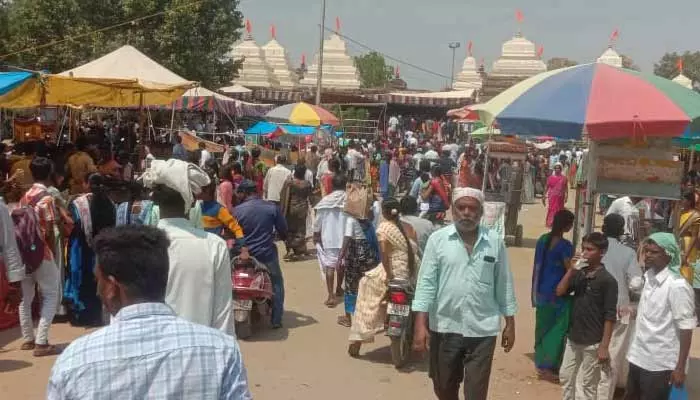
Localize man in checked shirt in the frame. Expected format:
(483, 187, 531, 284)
(47, 225, 252, 400)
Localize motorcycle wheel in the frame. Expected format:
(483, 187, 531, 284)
(236, 315, 253, 340)
(390, 315, 414, 369)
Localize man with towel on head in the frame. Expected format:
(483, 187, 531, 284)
(141, 159, 236, 335)
(412, 187, 518, 400)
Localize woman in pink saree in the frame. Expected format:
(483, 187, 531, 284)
(543, 163, 568, 227)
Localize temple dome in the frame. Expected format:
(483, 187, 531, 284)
(491, 34, 546, 77)
(300, 33, 361, 90)
(453, 56, 482, 91)
(673, 73, 693, 89)
(597, 47, 622, 68)
(230, 30, 279, 88)
(262, 37, 299, 89)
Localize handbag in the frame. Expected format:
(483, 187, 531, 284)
(344, 182, 373, 220)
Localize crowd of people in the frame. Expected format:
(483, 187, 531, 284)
(0, 122, 696, 400)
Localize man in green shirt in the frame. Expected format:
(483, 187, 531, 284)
(412, 187, 517, 400)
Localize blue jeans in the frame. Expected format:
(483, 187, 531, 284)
(263, 257, 285, 326)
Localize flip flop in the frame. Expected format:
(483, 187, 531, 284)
(33, 344, 60, 357)
(20, 341, 35, 350)
(337, 316, 351, 327)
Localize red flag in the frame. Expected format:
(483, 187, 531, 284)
(335, 16, 341, 32)
(245, 19, 252, 34)
(468, 40, 473, 56)
(395, 66, 400, 78)
(678, 57, 684, 72)
(516, 9, 524, 23)
(537, 45, 544, 58)
(270, 24, 276, 39)
(301, 53, 306, 65)
(610, 29, 619, 42)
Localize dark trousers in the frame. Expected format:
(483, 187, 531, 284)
(429, 333, 496, 400)
(623, 363, 672, 400)
(263, 256, 285, 326)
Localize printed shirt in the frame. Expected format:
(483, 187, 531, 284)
(199, 200, 245, 245)
(412, 224, 517, 337)
(19, 183, 56, 261)
(47, 303, 252, 400)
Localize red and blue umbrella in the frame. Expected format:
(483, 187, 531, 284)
(472, 63, 700, 140)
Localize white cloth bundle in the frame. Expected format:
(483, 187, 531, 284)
(140, 159, 211, 211)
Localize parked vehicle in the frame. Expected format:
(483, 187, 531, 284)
(231, 256, 273, 339)
(386, 278, 414, 369)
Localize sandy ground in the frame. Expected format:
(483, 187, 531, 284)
(1, 196, 700, 399)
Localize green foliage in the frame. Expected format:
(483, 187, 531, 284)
(655, 51, 700, 89)
(353, 51, 393, 88)
(546, 57, 577, 71)
(0, 0, 243, 88)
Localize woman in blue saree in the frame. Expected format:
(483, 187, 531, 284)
(531, 209, 575, 381)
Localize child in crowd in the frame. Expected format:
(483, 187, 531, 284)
(556, 232, 618, 400)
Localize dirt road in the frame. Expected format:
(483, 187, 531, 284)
(1, 199, 699, 399)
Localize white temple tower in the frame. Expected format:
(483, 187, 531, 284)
(300, 17, 361, 90)
(453, 41, 483, 91)
(261, 25, 299, 89)
(597, 46, 623, 68)
(230, 20, 279, 88)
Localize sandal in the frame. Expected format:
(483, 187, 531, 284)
(348, 342, 361, 358)
(20, 341, 35, 350)
(33, 344, 60, 357)
(337, 316, 351, 327)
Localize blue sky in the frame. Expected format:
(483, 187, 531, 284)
(240, 0, 700, 90)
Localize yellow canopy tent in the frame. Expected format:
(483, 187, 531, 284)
(0, 74, 192, 108)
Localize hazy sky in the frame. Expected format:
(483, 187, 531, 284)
(240, 0, 700, 90)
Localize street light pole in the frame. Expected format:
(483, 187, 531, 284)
(315, 0, 327, 105)
(448, 42, 460, 89)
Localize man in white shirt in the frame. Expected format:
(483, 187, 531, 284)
(625, 233, 696, 399)
(345, 143, 364, 182)
(263, 155, 291, 204)
(606, 196, 644, 245)
(198, 142, 212, 169)
(598, 214, 643, 400)
(143, 159, 235, 335)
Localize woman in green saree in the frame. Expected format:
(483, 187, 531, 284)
(531, 209, 575, 382)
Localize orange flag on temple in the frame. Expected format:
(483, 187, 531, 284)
(271, 24, 276, 39)
(610, 29, 619, 43)
(335, 16, 341, 32)
(678, 57, 684, 72)
(245, 19, 252, 34)
(468, 40, 473, 56)
(301, 53, 306, 65)
(516, 9, 524, 23)
(537, 45, 544, 58)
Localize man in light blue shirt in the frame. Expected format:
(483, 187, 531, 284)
(412, 187, 517, 400)
(48, 225, 252, 400)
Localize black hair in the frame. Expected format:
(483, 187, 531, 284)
(542, 209, 575, 257)
(682, 188, 696, 209)
(431, 165, 443, 177)
(329, 158, 341, 173)
(29, 156, 54, 181)
(419, 159, 431, 173)
(602, 214, 625, 239)
(88, 173, 116, 238)
(76, 135, 89, 151)
(382, 197, 416, 279)
(175, 135, 182, 144)
(93, 225, 170, 302)
(331, 173, 348, 191)
(582, 232, 609, 252)
(400, 195, 418, 215)
(310, 145, 318, 152)
(198, 142, 206, 149)
(251, 148, 261, 158)
(277, 155, 287, 165)
(232, 162, 243, 174)
(294, 165, 307, 180)
(152, 184, 186, 214)
(220, 163, 233, 182)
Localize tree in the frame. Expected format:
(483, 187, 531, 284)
(353, 51, 393, 88)
(0, 0, 243, 88)
(547, 57, 577, 71)
(655, 51, 700, 87)
(620, 54, 639, 71)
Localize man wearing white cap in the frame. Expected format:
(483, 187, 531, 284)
(412, 187, 517, 400)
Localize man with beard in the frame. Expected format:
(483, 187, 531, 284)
(412, 187, 517, 400)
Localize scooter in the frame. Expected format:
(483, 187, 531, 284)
(231, 256, 273, 339)
(386, 278, 415, 369)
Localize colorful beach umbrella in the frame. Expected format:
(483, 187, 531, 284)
(472, 63, 700, 140)
(265, 102, 339, 127)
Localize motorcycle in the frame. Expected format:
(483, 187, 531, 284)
(231, 256, 273, 339)
(385, 278, 415, 369)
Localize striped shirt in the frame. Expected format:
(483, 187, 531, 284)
(47, 303, 252, 400)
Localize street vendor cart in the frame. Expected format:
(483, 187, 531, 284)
(481, 140, 528, 246)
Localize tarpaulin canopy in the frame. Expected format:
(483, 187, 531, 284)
(0, 72, 32, 96)
(59, 45, 195, 106)
(246, 121, 321, 135)
(0, 74, 190, 108)
(159, 87, 273, 117)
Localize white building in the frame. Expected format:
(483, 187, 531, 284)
(490, 33, 547, 77)
(300, 33, 361, 90)
(262, 28, 299, 89)
(230, 22, 279, 88)
(453, 54, 483, 91)
(597, 46, 623, 68)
